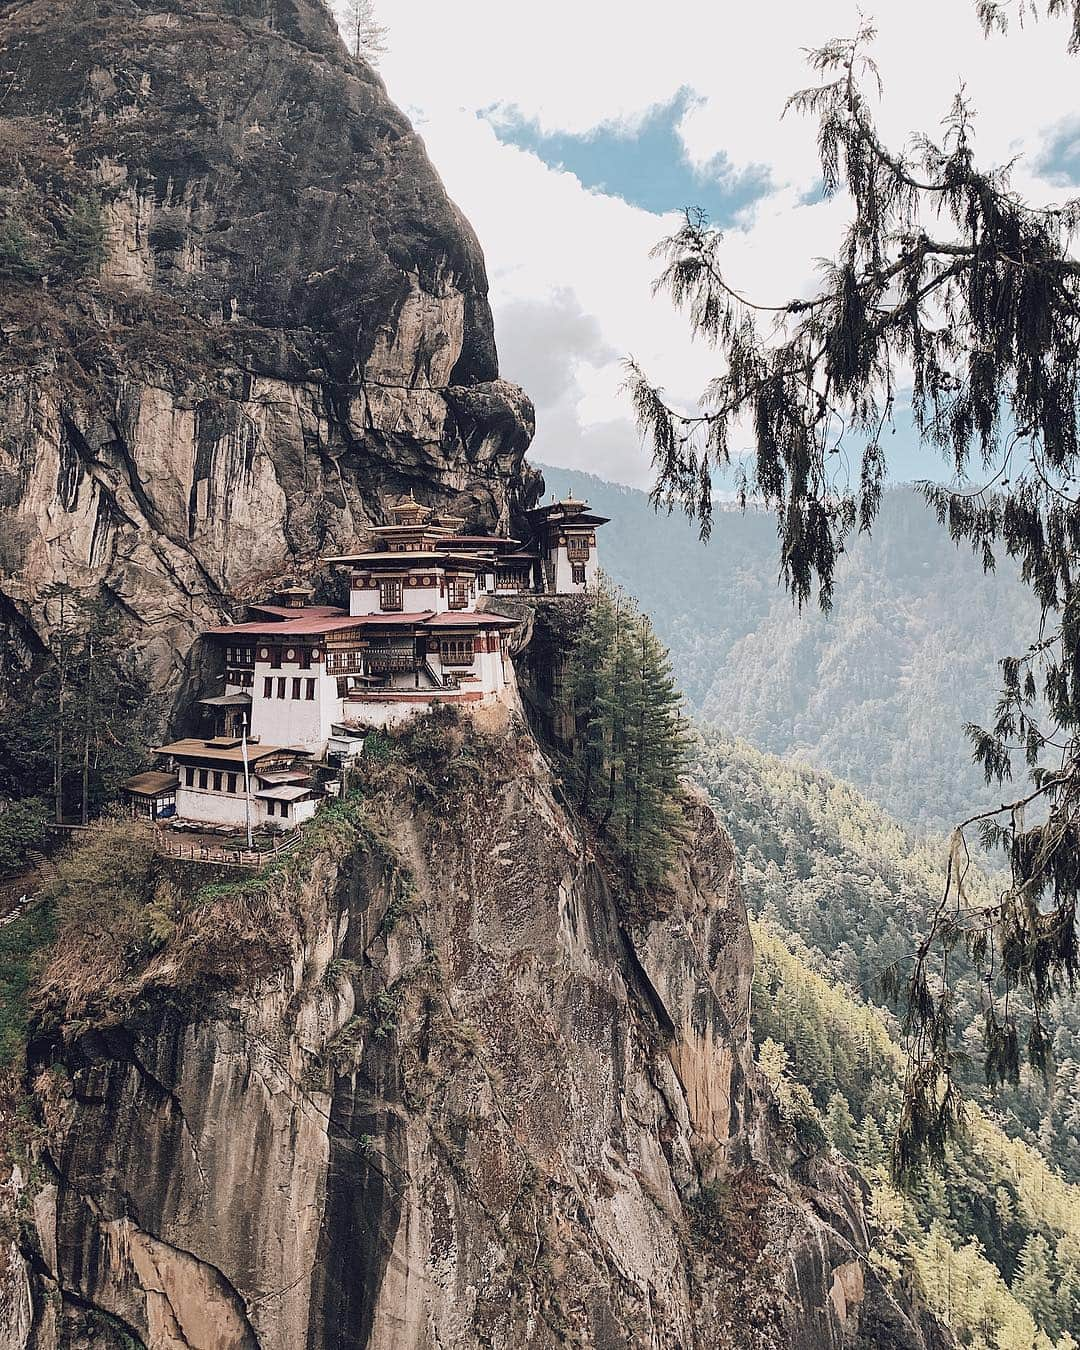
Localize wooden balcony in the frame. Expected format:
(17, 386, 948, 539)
(365, 650, 419, 674)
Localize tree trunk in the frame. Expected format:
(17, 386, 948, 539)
(81, 629, 93, 825)
(54, 590, 66, 824)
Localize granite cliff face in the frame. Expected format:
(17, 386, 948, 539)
(0, 0, 535, 699)
(8, 711, 945, 1349)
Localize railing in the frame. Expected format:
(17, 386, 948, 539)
(422, 660, 459, 690)
(365, 651, 419, 673)
(154, 825, 302, 870)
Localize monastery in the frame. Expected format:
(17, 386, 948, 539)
(123, 495, 608, 832)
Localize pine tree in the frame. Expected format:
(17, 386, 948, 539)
(1013, 1235, 1062, 1340)
(558, 586, 690, 891)
(0, 216, 40, 283)
(824, 1091, 858, 1156)
(3, 589, 156, 821)
(857, 1117, 887, 1168)
(50, 194, 105, 279)
(338, 0, 388, 64)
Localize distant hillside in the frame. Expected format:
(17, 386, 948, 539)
(690, 730, 1080, 1347)
(534, 466, 1036, 835)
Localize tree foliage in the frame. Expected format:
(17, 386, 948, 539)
(752, 918, 1080, 1348)
(0, 797, 49, 881)
(555, 585, 691, 890)
(49, 194, 105, 279)
(0, 215, 40, 284)
(629, 17, 1080, 1170)
(335, 0, 388, 65)
(692, 727, 1080, 1188)
(0, 587, 157, 824)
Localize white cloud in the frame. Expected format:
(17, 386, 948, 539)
(358, 0, 1080, 486)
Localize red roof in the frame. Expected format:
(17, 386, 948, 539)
(350, 611, 437, 626)
(442, 535, 522, 547)
(207, 615, 377, 637)
(420, 612, 520, 628)
(206, 609, 515, 637)
(247, 603, 347, 620)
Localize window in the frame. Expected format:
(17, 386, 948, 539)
(571, 563, 586, 585)
(441, 638, 475, 666)
(280, 802, 290, 820)
(305, 679, 316, 701)
(263, 676, 273, 698)
(326, 649, 363, 674)
(496, 566, 528, 591)
(292, 677, 302, 700)
(227, 773, 237, 793)
(212, 771, 222, 791)
(198, 770, 209, 789)
(380, 579, 403, 611)
(277, 677, 286, 699)
(566, 536, 590, 559)
(447, 579, 470, 610)
(185, 767, 195, 787)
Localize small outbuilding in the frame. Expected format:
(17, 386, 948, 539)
(121, 770, 179, 821)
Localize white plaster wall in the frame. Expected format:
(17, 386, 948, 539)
(383, 670, 423, 691)
(423, 636, 507, 694)
(475, 646, 506, 693)
(262, 797, 318, 826)
(175, 785, 253, 827)
(343, 699, 444, 730)
(552, 546, 598, 594)
(175, 783, 318, 827)
(249, 663, 342, 754)
(349, 583, 445, 616)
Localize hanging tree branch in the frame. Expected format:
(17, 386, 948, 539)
(630, 19, 1080, 1172)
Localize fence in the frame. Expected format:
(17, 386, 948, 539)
(153, 825, 302, 870)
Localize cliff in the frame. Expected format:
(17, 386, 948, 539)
(0, 6, 951, 1345)
(0, 706, 944, 1350)
(0, 0, 535, 701)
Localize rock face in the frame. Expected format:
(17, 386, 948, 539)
(10, 714, 946, 1349)
(0, 0, 535, 700)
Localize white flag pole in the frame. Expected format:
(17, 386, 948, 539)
(241, 715, 253, 850)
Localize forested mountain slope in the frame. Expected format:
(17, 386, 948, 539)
(689, 729, 1080, 1345)
(690, 728, 1080, 1181)
(750, 921, 1080, 1350)
(539, 468, 1035, 835)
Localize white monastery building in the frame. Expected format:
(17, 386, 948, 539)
(123, 494, 607, 828)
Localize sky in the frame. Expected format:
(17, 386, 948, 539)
(342, 1, 1080, 490)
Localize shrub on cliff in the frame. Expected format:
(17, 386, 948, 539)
(49, 194, 105, 280)
(0, 796, 49, 879)
(0, 216, 40, 284)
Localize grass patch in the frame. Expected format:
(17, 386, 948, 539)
(0, 902, 56, 1067)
